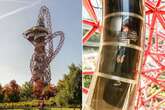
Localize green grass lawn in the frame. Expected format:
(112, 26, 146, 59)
(5, 108, 80, 110)
(46, 108, 80, 110)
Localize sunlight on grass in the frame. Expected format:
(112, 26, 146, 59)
(7, 108, 80, 110)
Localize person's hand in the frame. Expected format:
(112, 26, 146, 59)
(117, 56, 121, 63)
(120, 55, 125, 63)
(116, 55, 125, 63)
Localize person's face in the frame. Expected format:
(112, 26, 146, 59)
(123, 26, 129, 32)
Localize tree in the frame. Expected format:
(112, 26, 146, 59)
(55, 64, 82, 106)
(0, 84, 4, 102)
(20, 82, 33, 101)
(32, 79, 45, 99)
(69, 65, 82, 105)
(83, 75, 92, 88)
(42, 84, 56, 99)
(3, 84, 11, 102)
(3, 80, 20, 102)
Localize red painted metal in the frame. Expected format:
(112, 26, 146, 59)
(138, 0, 165, 109)
(82, 0, 100, 44)
(82, 71, 94, 75)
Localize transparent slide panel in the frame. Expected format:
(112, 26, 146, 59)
(98, 45, 140, 80)
(104, 0, 144, 16)
(90, 77, 136, 110)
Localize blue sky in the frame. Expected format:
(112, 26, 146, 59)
(0, 0, 82, 85)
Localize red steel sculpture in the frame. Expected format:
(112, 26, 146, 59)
(137, 0, 165, 109)
(83, 0, 165, 109)
(23, 6, 64, 84)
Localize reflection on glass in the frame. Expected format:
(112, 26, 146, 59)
(91, 77, 136, 110)
(104, 0, 144, 15)
(99, 17, 142, 79)
(103, 16, 143, 44)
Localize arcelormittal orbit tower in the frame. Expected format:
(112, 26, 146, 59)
(23, 6, 64, 84)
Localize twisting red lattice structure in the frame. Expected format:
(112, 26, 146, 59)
(137, 0, 165, 109)
(82, 0, 165, 109)
(24, 6, 64, 84)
